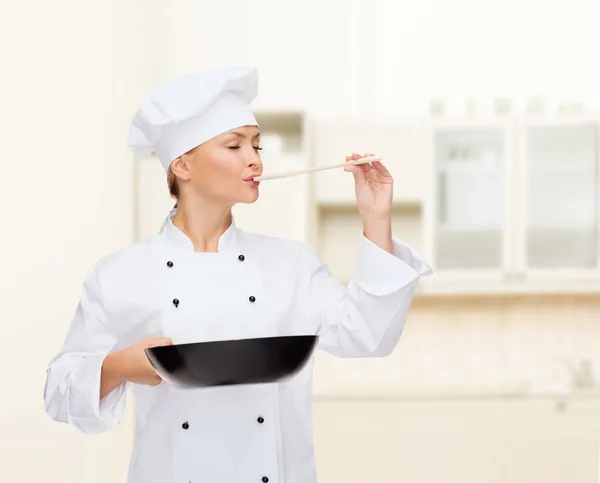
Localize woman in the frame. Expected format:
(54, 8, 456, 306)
(44, 66, 431, 483)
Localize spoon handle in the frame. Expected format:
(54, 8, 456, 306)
(254, 156, 383, 181)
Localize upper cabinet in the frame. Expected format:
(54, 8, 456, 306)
(430, 124, 508, 272)
(311, 119, 427, 205)
(423, 116, 600, 294)
(519, 120, 598, 272)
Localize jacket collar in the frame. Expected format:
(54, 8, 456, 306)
(160, 206, 238, 253)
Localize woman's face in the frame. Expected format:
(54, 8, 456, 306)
(172, 124, 263, 206)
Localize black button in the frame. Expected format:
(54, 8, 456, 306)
(249, 296, 256, 302)
(167, 261, 173, 267)
(238, 254, 245, 261)
(262, 477, 269, 483)
(173, 298, 179, 307)
(182, 421, 189, 430)
(257, 416, 264, 424)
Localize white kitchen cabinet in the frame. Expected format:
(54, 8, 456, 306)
(312, 120, 427, 204)
(425, 122, 512, 275)
(309, 119, 427, 284)
(517, 119, 599, 274)
(422, 116, 600, 295)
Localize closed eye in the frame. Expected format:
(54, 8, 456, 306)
(228, 146, 262, 151)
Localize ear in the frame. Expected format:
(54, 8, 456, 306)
(170, 154, 192, 181)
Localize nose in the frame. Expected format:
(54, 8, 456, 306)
(247, 150, 263, 170)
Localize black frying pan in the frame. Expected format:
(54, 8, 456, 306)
(145, 335, 318, 388)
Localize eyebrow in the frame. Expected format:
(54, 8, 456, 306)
(229, 131, 261, 140)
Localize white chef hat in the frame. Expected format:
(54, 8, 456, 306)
(127, 65, 259, 171)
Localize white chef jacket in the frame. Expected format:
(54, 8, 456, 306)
(44, 208, 431, 483)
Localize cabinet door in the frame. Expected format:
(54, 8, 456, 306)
(521, 122, 599, 271)
(313, 121, 426, 204)
(429, 126, 510, 271)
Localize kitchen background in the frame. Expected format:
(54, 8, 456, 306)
(1, 0, 600, 481)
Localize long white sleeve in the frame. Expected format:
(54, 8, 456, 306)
(304, 234, 432, 358)
(43, 263, 127, 433)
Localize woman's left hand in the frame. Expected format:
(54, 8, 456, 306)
(344, 152, 394, 219)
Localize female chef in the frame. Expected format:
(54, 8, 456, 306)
(44, 66, 432, 483)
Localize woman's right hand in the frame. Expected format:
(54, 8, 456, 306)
(101, 337, 172, 399)
(115, 337, 173, 385)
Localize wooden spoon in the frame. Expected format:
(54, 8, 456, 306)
(253, 156, 382, 181)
